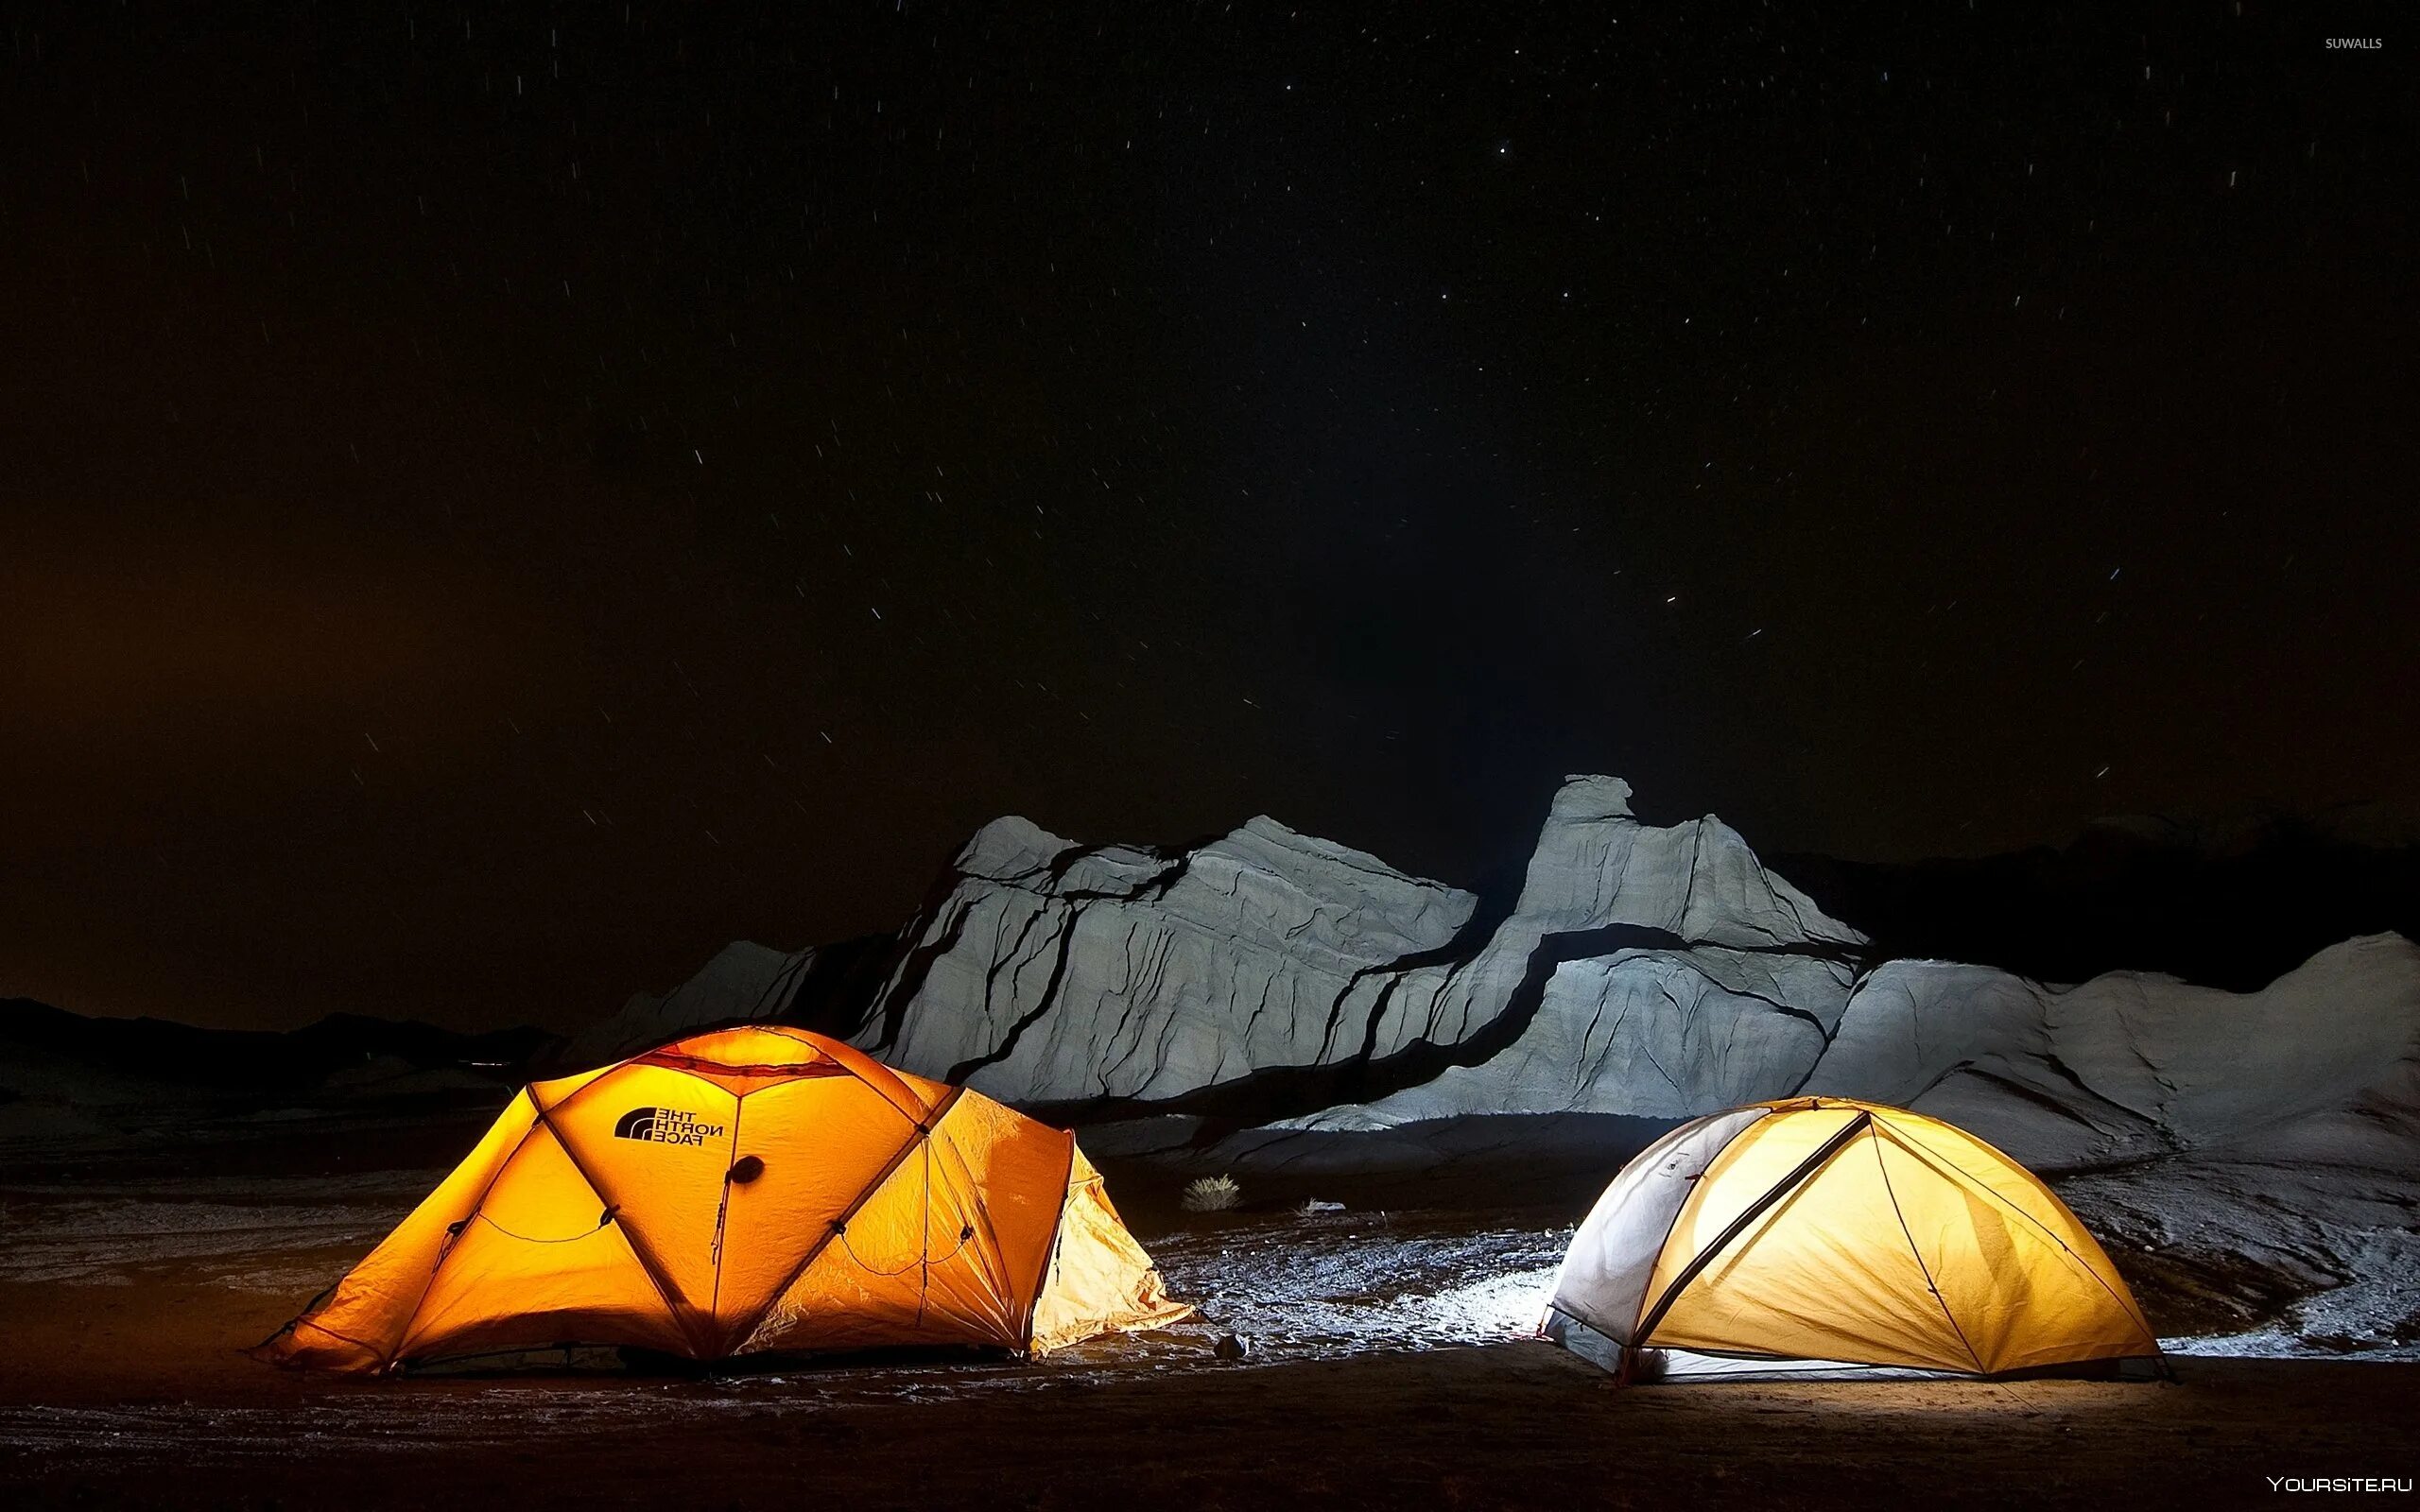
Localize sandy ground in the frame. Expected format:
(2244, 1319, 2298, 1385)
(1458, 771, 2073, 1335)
(2, 1106, 2414, 1509)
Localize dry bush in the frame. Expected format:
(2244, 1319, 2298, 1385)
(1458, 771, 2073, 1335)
(1181, 1174, 1241, 1212)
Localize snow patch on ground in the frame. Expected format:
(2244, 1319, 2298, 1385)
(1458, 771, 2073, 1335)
(1140, 1211, 1572, 1357)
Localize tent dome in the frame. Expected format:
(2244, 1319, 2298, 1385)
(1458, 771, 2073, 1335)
(254, 1026, 1189, 1373)
(1542, 1097, 2160, 1382)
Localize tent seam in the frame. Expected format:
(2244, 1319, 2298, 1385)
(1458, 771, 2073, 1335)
(724, 1084, 967, 1350)
(529, 1090, 703, 1357)
(1876, 1117, 2160, 1349)
(708, 1091, 745, 1332)
(382, 1091, 550, 1370)
(929, 1113, 1020, 1340)
(1618, 1108, 1771, 1347)
(286, 1316, 384, 1361)
(1633, 1108, 1874, 1352)
(1867, 1123, 1987, 1375)
(1021, 1130, 1081, 1353)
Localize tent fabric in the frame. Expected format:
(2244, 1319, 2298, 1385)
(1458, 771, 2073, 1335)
(253, 1026, 1189, 1373)
(1543, 1097, 2160, 1382)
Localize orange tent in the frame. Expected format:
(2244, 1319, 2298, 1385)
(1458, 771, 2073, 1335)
(254, 1026, 1189, 1373)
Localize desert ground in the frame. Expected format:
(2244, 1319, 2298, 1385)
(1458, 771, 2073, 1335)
(1, 1097, 2413, 1511)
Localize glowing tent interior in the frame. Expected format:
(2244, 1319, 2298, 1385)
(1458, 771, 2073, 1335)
(253, 1026, 1190, 1373)
(1542, 1097, 2162, 1382)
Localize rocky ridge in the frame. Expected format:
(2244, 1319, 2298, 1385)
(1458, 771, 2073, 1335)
(582, 773, 2420, 1185)
(563, 775, 2420, 1348)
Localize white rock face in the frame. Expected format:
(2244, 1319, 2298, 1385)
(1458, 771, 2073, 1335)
(852, 814, 1480, 1104)
(1268, 934, 2419, 1170)
(1799, 933, 2420, 1170)
(1256, 934, 2420, 1193)
(1498, 776, 1865, 950)
(1293, 950, 1860, 1131)
(1325, 776, 1867, 1068)
(852, 775, 1865, 1108)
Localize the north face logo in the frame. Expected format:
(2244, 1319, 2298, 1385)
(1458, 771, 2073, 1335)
(613, 1107, 724, 1147)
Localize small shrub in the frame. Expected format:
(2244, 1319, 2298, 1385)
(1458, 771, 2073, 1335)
(1181, 1174, 1241, 1212)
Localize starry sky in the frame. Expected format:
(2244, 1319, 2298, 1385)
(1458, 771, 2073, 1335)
(3, 3, 2413, 1033)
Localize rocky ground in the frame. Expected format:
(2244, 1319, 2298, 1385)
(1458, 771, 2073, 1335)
(1, 1103, 2414, 1509)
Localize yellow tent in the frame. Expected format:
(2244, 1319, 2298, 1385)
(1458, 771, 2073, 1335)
(254, 1026, 1189, 1373)
(1542, 1097, 2160, 1382)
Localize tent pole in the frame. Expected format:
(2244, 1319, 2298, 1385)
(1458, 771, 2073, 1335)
(1630, 1109, 1875, 1349)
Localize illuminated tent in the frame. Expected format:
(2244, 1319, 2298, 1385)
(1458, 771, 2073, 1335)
(254, 1026, 1189, 1373)
(1542, 1097, 2161, 1382)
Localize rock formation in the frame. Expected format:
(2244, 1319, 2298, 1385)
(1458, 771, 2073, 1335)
(585, 774, 2420, 1187)
(837, 776, 1871, 1116)
(1801, 933, 2420, 1170)
(1276, 932, 2420, 1167)
(1283, 950, 1860, 1130)
(853, 814, 1479, 1106)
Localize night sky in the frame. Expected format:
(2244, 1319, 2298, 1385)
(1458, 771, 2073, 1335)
(4, 4, 2413, 1033)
